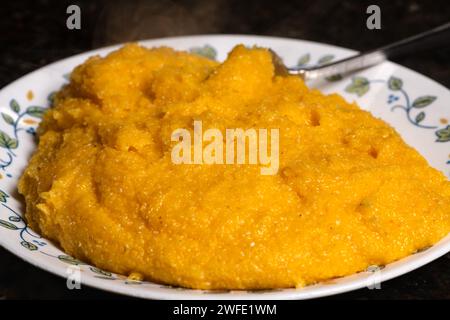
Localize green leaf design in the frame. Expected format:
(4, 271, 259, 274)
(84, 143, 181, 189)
(58, 255, 85, 265)
(317, 54, 334, 65)
(0, 190, 9, 203)
(345, 77, 370, 97)
(95, 276, 117, 280)
(189, 45, 217, 60)
(21, 241, 38, 251)
(388, 76, 403, 91)
(1, 113, 15, 125)
(26, 106, 46, 118)
(326, 74, 343, 82)
(0, 131, 18, 149)
(412, 96, 436, 108)
(353, 77, 369, 86)
(90, 267, 112, 277)
(435, 125, 450, 142)
(415, 112, 425, 123)
(9, 99, 20, 113)
(0, 219, 18, 230)
(297, 53, 310, 66)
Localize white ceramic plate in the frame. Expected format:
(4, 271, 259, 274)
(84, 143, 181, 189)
(0, 35, 449, 300)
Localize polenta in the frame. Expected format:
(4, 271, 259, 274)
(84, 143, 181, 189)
(18, 44, 450, 289)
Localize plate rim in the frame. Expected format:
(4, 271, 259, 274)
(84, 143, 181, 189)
(0, 34, 449, 300)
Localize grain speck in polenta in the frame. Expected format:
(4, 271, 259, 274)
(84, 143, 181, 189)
(18, 44, 450, 289)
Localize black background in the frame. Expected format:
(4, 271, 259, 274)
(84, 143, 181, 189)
(0, 0, 449, 299)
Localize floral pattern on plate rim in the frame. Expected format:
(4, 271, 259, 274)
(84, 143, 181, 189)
(0, 45, 448, 294)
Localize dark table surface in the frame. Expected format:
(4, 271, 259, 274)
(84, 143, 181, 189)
(0, 0, 449, 300)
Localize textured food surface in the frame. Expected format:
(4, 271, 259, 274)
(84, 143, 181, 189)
(18, 44, 450, 289)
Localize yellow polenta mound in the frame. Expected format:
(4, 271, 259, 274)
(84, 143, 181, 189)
(19, 44, 450, 289)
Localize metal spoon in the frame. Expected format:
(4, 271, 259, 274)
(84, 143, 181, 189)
(270, 22, 450, 80)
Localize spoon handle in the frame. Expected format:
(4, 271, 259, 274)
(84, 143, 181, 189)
(297, 22, 450, 81)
